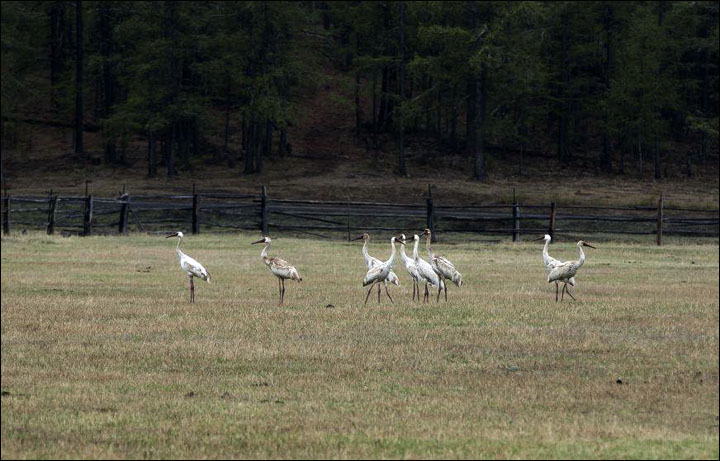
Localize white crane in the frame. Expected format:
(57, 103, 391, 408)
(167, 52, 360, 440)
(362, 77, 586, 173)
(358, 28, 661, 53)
(166, 231, 211, 303)
(537, 234, 576, 297)
(362, 236, 403, 305)
(398, 233, 421, 301)
(406, 234, 444, 303)
(547, 240, 596, 302)
(352, 233, 400, 303)
(422, 229, 462, 302)
(252, 236, 302, 305)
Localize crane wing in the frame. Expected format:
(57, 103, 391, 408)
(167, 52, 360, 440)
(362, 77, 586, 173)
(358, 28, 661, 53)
(547, 261, 574, 283)
(181, 254, 211, 282)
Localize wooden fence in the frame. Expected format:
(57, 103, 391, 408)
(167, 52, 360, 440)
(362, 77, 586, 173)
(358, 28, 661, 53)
(1, 185, 718, 245)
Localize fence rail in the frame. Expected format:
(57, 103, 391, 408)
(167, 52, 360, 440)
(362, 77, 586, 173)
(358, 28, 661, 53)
(1, 185, 717, 245)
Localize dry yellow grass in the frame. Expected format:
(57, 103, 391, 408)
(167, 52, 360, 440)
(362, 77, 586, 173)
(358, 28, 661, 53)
(1, 232, 718, 459)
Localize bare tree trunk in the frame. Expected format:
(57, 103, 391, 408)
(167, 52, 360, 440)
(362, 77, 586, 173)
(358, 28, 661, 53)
(637, 132, 643, 176)
(264, 119, 273, 160)
(466, 78, 476, 148)
(371, 71, 378, 149)
(167, 125, 176, 177)
(654, 134, 660, 180)
(558, 3, 569, 167)
(74, 0, 84, 155)
(600, 4, 614, 173)
(355, 72, 361, 141)
(223, 79, 231, 160)
(398, 2, 408, 177)
(148, 131, 157, 177)
(473, 64, 487, 181)
(50, 2, 66, 111)
(99, 1, 116, 164)
(244, 121, 255, 174)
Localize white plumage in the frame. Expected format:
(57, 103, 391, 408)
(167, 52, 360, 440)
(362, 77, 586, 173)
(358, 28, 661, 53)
(167, 231, 210, 303)
(399, 234, 421, 301)
(362, 236, 402, 305)
(407, 234, 444, 303)
(353, 233, 399, 303)
(541, 234, 576, 287)
(547, 240, 596, 302)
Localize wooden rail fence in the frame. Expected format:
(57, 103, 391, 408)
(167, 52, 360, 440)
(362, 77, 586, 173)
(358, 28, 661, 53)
(1, 185, 718, 245)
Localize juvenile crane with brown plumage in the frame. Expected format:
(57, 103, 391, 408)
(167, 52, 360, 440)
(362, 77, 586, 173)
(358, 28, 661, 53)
(422, 229, 463, 302)
(252, 236, 302, 305)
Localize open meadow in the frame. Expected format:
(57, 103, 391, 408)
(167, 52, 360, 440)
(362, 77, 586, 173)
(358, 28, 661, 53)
(1, 232, 718, 459)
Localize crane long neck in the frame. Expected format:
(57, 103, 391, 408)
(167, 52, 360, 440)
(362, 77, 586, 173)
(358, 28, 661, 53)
(386, 239, 397, 267)
(542, 238, 551, 263)
(412, 237, 420, 262)
(260, 241, 271, 260)
(362, 238, 370, 261)
(399, 240, 411, 263)
(425, 233, 434, 259)
(575, 243, 586, 268)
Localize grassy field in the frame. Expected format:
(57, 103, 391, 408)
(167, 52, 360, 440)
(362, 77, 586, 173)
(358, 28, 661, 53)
(1, 232, 718, 459)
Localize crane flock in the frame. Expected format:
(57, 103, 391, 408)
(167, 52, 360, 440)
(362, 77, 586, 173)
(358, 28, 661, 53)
(166, 230, 596, 304)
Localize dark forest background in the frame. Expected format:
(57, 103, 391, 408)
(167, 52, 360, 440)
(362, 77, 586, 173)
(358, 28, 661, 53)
(1, 1, 718, 185)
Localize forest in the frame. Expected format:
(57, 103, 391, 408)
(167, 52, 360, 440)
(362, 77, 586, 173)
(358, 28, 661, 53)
(1, 1, 718, 182)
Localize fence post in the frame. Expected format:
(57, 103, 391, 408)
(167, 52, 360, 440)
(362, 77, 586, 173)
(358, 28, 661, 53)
(426, 184, 436, 242)
(512, 188, 520, 242)
(656, 193, 664, 246)
(47, 195, 58, 235)
(83, 194, 93, 236)
(2, 195, 9, 235)
(549, 202, 556, 242)
(118, 193, 129, 235)
(192, 184, 200, 235)
(260, 185, 268, 235)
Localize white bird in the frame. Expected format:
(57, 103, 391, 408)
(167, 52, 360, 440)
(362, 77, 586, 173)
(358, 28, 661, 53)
(422, 229, 462, 302)
(362, 236, 403, 305)
(547, 240, 596, 302)
(252, 236, 302, 305)
(352, 233, 400, 303)
(538, 234, 576, 296)
(166, 231, 210, 303)
(398, 233, 421, 301)
(406, 234, 444, 303)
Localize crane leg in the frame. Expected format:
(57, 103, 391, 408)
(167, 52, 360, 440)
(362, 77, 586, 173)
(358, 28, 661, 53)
(281, 279, 286, 305)
(412, 281, 416, 301)
(364, 282, 377, 306)
(377, 283, 381, 303)
(555, 282, 559, 302)
(561, 283, 566, 301)
(189, 276, 194, 303)
(565, 283, 576, 300)
(436, 285, 441, 303)
(444, 284, 448, 302)
(424, 283, 429, 303)
(384, 284, 394, 303)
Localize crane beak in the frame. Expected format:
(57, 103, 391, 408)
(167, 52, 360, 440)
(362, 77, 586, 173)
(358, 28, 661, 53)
(583, 242, 597, 249)
(351, 235, 364, 241)
(531, 235, 546, 241)
(251, 238, 265, 245)
(166, 233, 177, 238)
